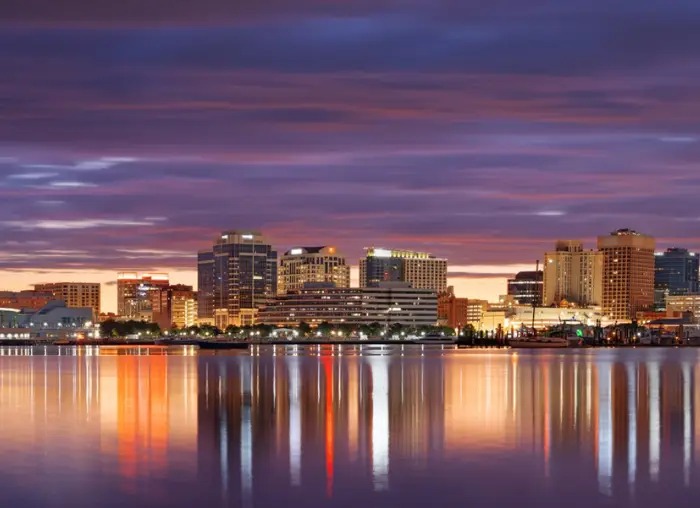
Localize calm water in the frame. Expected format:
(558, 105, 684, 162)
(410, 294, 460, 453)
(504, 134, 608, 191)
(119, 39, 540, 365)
(0, 345, 699, 507)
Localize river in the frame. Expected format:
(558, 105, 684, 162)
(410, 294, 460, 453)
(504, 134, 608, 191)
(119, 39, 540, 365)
(0, 345, 697, 507)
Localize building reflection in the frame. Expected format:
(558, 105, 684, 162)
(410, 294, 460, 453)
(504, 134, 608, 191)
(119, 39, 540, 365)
(194, 346, 700, 501)
(0, 345, 698, 503)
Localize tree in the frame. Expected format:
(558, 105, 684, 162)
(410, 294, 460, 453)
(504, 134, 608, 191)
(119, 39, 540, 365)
(367, 322, 382, 338)
(461, 324, 476, 338)
(389, 322, 404, 337)
(297, 321, 312, 337)
(225, 324, 241, 337)
(317, 321, 334, 337)
(338, 323, 356, 338)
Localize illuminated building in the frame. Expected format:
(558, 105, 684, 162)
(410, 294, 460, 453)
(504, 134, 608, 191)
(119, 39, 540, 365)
(278, 246, 350, 294)
(197, 230, 277, 327)
(654, 248, 699, 310)
(0, 290, 53, 311)
(666, 294, 700, 320)
(0, 300, 97, 339)
(359, 247, 447, 293)
(506, 270, 543, 306)
(33, 282, 101, 315)
(437, 286, 470, 328)
(116, 273, 169, 320)
(543, 240, 603, 307)
(259, 283, 437, 327)
(464, 299, 489, 328)
(598, 229, 655, 321)
(152, 284, 198, 330)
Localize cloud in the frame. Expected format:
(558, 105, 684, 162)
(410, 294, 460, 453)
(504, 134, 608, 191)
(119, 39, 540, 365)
(0, 218, 161, 230)
(7, 172, 58, 179)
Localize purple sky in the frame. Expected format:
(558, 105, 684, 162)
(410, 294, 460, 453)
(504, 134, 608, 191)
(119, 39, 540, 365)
(1, 0, 700, 281)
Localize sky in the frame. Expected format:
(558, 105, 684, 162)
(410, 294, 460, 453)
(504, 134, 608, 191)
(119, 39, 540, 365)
(1, 0, 700, 312)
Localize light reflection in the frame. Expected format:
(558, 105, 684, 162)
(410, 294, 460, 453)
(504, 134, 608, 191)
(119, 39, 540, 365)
(0, 346, 696, 505)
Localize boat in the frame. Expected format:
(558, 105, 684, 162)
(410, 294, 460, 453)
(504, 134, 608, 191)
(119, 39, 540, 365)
(509, 336, 569, 348)
(197, 340, 249, 350)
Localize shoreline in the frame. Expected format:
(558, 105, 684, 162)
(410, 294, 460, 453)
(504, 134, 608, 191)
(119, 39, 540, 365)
(0, 338, 695, 348)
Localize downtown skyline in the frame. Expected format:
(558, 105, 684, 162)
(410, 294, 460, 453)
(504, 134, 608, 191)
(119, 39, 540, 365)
(2, 0, 700, 311)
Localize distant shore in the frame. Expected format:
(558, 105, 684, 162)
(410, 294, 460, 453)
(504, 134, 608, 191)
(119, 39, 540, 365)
(0, 338, 696, 348)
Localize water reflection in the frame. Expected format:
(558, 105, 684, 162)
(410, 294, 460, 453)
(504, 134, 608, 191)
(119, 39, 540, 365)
(0, 346, 699, 507)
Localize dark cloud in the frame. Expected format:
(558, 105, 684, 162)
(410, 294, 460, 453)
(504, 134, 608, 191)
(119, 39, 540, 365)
(0, 0, 700, 275)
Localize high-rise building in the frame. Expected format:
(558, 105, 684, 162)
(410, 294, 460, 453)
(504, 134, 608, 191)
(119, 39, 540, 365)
(359, 247, 447, 293)
(278, 246, 350, 294)
(654, 248, 699, 309)
(598, 229, 655, 320)
(116, 273, 170, 320)
(543, 240, 603, 307)
(437, 286, 470, 329)
(197, 230, 277, 328)
(33, 282, 101, 316)
(152, 284, 198, 330)
(506, 271, 543, 306)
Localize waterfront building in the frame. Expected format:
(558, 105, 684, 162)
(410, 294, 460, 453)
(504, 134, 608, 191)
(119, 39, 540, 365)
(359, 247, 447, 293)
(258, 282, 437, 327)
(666, 294, 700, 322)
(197, 230, 277, 328)
(0, 290, 53, 311)
(506, 271, 543, 306)
(152, 284, 198, 330)
(654, 248, 699, 310)
(278, 246, 350, 294)
(0, 301, 97, 340)
(116, 273, 169, 321)
(437, 286, 470, 329)
(33, 282, 101, 316)
(543, 240, 603, 307)
(598, 229, 655, 321)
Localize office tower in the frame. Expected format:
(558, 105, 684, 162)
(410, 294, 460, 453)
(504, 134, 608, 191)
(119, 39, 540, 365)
(359, 247, 447, 293)
(152, 284, 198, 330)
(33, 282, 101, 316)
(116, 272, 170, 320)
(654, 248, 699, 309)
(506, 271, 543, 305)
(543, 240, 603, 307)
(438, 286, 470, 328)
(278, 246, 350, 294)
(197, 230, 277, 328)
(598, 229, 655, 320)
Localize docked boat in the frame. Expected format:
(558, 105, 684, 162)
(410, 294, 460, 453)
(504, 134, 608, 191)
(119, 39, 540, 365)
(509, 336, 568, 348)
(196, 340, 249, 350)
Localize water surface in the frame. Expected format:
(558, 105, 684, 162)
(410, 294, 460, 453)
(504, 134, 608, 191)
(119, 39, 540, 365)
(0, 345, 698, 507)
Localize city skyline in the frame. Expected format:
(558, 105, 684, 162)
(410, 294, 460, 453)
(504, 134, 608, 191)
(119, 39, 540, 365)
(2, 0, 700, 309)
(0, 228, 699, 314)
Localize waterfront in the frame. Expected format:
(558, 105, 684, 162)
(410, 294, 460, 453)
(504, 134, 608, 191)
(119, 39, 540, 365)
(0, 346, 699, 507)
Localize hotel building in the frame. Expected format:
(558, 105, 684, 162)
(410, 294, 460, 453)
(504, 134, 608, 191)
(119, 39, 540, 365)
(278, 246, 350, 294)
(116, 273, 169, 320)
(543, 240, 603, 307)
(258, 283, 437, 327)
(598, 229, 655, 320)
(197, 230, 277, 328)
(359, 247, 447, 293)
(33, 282, 101, 316)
